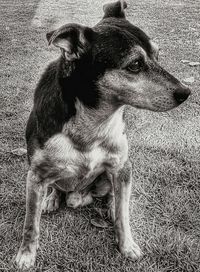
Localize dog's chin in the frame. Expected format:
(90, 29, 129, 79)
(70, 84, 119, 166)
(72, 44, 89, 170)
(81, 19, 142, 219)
(129, 99, 181, 112)
(150, 98, 185, 112)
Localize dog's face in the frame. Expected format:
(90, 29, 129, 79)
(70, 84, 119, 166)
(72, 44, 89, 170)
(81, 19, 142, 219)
(47, 0, 190, 112)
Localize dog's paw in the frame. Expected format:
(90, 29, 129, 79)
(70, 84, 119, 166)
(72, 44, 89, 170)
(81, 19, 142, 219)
(66, 192, 82, 208)
(120, 239, 143, 261)
(66, 192, 93, 208)
(42, 189, 60, 213)
(15, 245, 37, 270)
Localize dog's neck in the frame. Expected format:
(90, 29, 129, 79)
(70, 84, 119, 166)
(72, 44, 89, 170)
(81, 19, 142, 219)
(74, 97, 123, 126)
(63, 98, 125, 149)
(58, 56, 126, 149)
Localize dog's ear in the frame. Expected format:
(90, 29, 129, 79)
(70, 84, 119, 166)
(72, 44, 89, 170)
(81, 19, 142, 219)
(103, 0, 127, 19)
(46, 24, 94, 61)
(149, 40, 160, 60)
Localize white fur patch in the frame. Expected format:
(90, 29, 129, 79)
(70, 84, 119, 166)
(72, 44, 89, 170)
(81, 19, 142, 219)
(35, 101, 128, 190)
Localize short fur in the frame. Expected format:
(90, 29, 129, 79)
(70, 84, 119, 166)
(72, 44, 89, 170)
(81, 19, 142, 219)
(15, 1, 190, 269)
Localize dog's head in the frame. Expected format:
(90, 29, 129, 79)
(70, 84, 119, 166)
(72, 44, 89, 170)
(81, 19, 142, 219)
(46, 0, 190, 112)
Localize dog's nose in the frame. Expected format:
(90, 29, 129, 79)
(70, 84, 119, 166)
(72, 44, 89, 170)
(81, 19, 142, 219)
(173, 87, 191, 104)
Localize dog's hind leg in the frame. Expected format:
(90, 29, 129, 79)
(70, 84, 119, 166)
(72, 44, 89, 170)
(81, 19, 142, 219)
(15, 170, 48, 270)
(111, 161, 143, 260)
(90, 172, 115, 221)
(42, 186, 61, 213)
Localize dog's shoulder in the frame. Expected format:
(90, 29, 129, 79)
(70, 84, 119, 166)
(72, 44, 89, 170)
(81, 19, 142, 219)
(26, 59, 75, 160)
(34, 59, 60, 107)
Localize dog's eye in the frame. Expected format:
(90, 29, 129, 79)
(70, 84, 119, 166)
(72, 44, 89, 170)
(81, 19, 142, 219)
(126, 60, 142, 73)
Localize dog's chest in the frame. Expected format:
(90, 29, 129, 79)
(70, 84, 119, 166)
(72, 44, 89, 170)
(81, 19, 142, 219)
(44, 106, 128, 191)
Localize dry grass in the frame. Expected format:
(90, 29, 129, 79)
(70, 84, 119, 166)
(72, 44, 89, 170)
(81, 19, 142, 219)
(0, 0, 200, 271)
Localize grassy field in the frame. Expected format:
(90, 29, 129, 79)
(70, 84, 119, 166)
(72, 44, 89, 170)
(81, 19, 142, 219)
(0, 0, 200, 271)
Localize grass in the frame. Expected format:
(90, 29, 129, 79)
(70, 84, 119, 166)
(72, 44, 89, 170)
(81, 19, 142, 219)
(0, 0, 200, 271)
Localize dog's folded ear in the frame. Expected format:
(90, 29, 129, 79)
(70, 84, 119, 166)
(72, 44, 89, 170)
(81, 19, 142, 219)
(46, 24, 94, 61)
(103, 0, 127, 19)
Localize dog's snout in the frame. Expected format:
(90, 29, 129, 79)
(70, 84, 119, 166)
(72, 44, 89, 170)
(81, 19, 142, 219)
(173, 87, 191, 104)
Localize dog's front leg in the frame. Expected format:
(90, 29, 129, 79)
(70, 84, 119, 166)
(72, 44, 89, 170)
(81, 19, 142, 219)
(15, 170, 47, 270)
(112, 161, 142, 260)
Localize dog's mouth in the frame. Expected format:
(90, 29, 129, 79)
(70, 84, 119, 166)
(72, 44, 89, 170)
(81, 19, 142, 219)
(151, 96, 175, 111)
(121, 85, 191, 112)
(149, 89, 191, 112)
(150, 96, 180, 112)
(131, 89, 191, 112)
(139, 84, 191, 112)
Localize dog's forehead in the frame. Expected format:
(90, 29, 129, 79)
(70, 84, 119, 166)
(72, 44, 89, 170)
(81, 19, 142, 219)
(93, 18, 152, 58)
(122, 45, 147, 65)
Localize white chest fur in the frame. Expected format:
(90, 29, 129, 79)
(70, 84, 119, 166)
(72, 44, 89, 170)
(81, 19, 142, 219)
(40, 103, 128, 190)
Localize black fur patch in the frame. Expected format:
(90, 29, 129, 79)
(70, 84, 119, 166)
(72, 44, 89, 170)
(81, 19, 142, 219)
(94, 18, 152, 60)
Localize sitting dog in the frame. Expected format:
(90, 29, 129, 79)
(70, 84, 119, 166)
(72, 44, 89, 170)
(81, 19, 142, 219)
(15, 0, 190, 269)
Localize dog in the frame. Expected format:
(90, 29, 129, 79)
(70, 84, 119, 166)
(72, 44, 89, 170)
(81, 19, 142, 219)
(15, 0, 191, 269)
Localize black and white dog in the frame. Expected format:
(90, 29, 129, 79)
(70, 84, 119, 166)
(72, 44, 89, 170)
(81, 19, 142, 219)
(15, 0, 190, 269)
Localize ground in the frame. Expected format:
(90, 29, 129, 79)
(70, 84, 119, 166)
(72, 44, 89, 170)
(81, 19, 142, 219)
(0, 0, 200, 271)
